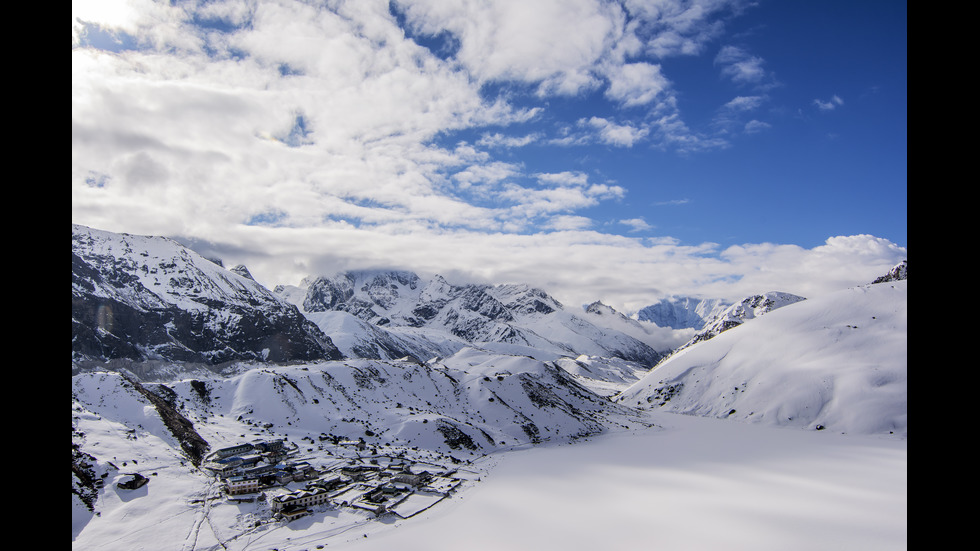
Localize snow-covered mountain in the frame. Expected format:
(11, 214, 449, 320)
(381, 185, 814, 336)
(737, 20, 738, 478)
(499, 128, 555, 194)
(72, 225, 342, 364)
(636, 296, 731, 330)
(615, 272, 907, 436)
(280, 271, 665, 366)
(69, 226, 906, 550)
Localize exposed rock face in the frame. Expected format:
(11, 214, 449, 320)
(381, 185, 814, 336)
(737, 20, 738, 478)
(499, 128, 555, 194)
(124, 375, 210, 466)
(872, 260, 907, 284)
(72, 225, 342, 364)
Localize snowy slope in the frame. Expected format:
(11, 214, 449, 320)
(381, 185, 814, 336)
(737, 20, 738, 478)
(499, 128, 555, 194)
(616, 280, 907, 436)
(72, 347, 652, 548)
(652, 290, 806, 364)
(73, 225, 341, 364)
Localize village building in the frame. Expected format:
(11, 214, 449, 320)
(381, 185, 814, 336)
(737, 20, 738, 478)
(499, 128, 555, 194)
(224, 476, 260, 495)
(391, 471, 427, 487)
(253, 439, 285, 453)
(205, 457, 244, 477)
(306, 474, 345, 492)
(289, 461, 319, 481)
(271, 487, 333, 519)
(212, 443, 254, 460)
(340, 464, 382, 480)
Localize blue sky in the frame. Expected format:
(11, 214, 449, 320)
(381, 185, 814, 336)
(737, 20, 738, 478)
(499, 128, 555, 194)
(72, 0, 906, 310)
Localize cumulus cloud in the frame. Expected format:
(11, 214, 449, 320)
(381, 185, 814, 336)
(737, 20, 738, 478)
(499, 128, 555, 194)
(180, 225, 906, 315)
(394, 0, 619, 94)
(73, 1, 905, 315)
(603, 62, 671, 107)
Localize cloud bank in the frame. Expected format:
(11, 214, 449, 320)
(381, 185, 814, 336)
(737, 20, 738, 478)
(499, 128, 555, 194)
(73, 0, 906, 312)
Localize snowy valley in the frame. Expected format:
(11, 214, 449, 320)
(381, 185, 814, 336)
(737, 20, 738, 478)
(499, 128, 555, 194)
(72, 226, 907, 550)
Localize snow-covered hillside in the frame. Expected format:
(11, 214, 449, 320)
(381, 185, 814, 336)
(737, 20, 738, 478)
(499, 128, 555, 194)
(616, 279, 907, 436)
(72, 347, 652, 549)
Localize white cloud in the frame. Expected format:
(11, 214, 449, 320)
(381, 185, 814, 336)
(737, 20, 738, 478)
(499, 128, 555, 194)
(623, 0, 735, 58)
(544, 215, 594, 231)
(715, 45, 773, 87)
(713, 95, 770, 135)
(649, 112, 728, 152)
(478, 132, 541, 148)
(496, 179, 624, 221)
(73, 1, 905, 315)
(620, 218, 653, 232)
(814, 95, 844, 111)
(453, 161, 522, 190)
(535, 171, 590, 187)
(603, 62, 671, 106)
(176, 225, 906, 315)
(394, 0, 621, 93)
(723, 95, 765, 111)
(584, 117, 650, 147)
(744, 120, 771, 133)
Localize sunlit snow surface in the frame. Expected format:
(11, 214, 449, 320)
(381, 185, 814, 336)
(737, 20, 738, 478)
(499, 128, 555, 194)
(345, 414, 906, 551)
(73, 411, 905, 551)
(619, 281, 907, 436)
(73, 279, 906, 550)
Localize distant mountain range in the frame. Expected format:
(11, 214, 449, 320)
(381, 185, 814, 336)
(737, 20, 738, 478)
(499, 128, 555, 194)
(276, 270, 665, 366)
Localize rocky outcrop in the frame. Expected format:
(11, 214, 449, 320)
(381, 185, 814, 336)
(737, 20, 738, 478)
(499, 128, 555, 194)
(872, 260, 907, 284)
(72, 225, 342, 364)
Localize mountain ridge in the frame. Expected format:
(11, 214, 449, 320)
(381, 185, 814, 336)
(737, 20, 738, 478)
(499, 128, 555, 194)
(284, 270, 665, 367)
(72, 224, 342, 365)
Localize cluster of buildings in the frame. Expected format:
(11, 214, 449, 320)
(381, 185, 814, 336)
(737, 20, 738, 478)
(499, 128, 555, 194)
(270, 455, 463, 521)
(204, 439, 464, 522)
(204, 440, 319, 495)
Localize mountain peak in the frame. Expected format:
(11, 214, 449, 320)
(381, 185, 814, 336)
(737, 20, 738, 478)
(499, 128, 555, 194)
(872, 260, 907, 284)
(72, 225, 342, 364)
(230, 264, 255, 281)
